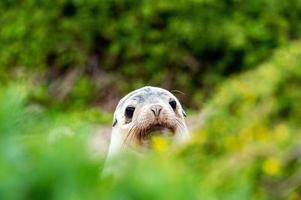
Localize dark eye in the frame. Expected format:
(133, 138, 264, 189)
(169, 100, 177, 110)
(125, 106, 135, 118)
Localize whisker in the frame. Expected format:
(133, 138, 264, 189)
(123, 123, 136, 147)
(175, 118, 186, 132)
(171, 90, 186, 95)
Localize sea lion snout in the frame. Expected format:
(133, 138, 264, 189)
(150, 104, 163, 117)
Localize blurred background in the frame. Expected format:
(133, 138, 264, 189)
(1, 0, 301, 199)
(3, 0, 301, 110)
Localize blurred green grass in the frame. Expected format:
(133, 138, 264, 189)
(1, 42, 301, 199)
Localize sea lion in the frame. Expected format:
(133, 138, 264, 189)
(107, 86, 189, 157)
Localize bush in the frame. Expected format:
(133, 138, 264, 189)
(2, 0, 301, 107)
(183, 41, 301, 198)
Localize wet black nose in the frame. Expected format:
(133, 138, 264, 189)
(150, 105, 163, 117)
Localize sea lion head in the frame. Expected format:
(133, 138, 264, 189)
(108, 86, 189, 155)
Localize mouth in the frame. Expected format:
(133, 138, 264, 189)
(140, 124, 174, 142)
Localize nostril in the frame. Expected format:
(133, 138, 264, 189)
(157, 107, 162, 115)
(151, 107, 157, 116)
(151, 109, 156, 116)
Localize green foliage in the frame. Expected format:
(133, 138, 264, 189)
(2, 0, 301, 107)
(199, 41, 301, 151)
(184, 41, 301, 198)
(2, 1, 301, 199)
(1, 42, 301, 199)
(0, 85, 104, 200)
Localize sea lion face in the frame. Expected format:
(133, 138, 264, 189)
(109, 86, 189, 154)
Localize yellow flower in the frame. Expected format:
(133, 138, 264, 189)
(151, 136, 168, 152)
(262, 158, 281, 176)
(254, 126, 270, 142)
